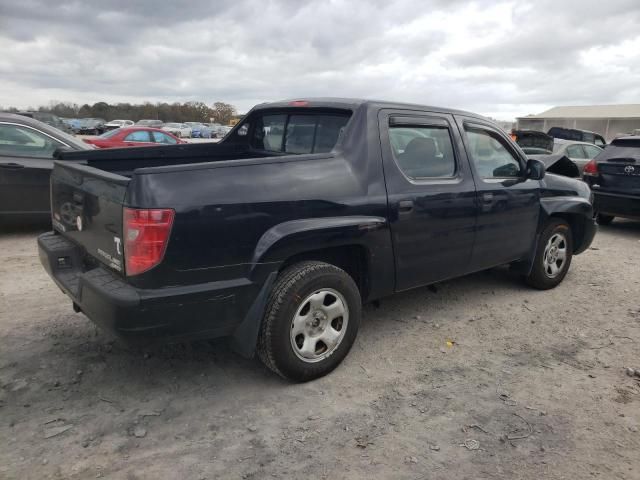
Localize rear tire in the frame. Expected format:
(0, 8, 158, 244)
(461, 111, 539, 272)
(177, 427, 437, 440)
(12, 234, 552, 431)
(596, 213, 614, 225)
(524, 218, 573, 290)
(257, 261, 361, 382)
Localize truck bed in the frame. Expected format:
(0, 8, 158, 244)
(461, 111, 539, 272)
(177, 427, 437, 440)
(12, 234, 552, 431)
(57, 141, 283, 176)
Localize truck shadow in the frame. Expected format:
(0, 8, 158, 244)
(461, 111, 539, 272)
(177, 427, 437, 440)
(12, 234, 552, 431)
(44, 264, 527, 390)
(597, 218, 640, 238)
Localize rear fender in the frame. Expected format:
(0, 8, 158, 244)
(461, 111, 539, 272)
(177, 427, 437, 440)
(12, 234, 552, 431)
(231, 216, 392, 359)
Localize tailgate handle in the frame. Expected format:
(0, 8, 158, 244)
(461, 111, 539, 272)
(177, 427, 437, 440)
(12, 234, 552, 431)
(0, 162, 25, 169)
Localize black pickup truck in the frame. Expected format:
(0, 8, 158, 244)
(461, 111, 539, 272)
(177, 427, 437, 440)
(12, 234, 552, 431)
(38, 98, 596, 381)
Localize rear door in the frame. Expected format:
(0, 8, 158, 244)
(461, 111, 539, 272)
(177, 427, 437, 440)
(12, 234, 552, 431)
(0, 121, 68, 215)
(379, 110, 477, 291)
(457, 118, 540, 270)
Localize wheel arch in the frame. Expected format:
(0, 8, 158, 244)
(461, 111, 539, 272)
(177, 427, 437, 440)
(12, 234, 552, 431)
(249, 216, 394, 302)
(539, 197, 595, 255)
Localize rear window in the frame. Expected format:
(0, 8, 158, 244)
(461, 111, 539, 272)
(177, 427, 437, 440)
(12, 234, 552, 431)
(251, 112, 350, 154)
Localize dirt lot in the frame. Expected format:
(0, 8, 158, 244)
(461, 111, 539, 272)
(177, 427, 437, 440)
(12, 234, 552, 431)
(1, 221, 639, 480)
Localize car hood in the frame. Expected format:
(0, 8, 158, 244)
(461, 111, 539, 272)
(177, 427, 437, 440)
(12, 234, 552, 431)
(529, 153, 580, 178)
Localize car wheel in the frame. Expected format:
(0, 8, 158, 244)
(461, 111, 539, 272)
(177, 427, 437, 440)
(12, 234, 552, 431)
(596, 213, 614, 225)
(524, 218, 573, 290)
(257, 261, 361, 382)
(176, 132, 182, 138)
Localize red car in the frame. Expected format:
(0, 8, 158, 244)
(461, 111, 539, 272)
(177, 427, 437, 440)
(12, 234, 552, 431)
(82, 127, 186, 148)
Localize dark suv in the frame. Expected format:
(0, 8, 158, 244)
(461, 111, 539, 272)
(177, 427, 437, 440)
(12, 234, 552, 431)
(583, 136, 640, 224)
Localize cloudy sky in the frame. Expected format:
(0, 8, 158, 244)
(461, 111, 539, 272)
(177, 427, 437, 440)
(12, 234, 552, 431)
(1, 0, 640, 120)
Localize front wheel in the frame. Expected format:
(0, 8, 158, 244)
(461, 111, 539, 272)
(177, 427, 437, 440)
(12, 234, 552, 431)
(524, 219, 573, 290)
(257, 261, 361, 381)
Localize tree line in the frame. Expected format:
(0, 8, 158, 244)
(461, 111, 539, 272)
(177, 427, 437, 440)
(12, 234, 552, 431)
(2, 101, 239, 125)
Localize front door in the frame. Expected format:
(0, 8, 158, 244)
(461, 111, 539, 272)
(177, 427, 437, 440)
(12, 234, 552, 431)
(456, 118, 541, 271)
(0, 122, 64, 216)
(379, 110, 477, 292)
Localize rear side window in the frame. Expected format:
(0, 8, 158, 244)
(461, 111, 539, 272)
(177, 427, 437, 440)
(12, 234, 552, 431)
(583, 144, 602, 158)
(151, 131, 177, 144)
(252, 112, 350, 154)
(389, 126, 456, 178)
(0, 123, 64, 158)
(566, 145, 587, 159)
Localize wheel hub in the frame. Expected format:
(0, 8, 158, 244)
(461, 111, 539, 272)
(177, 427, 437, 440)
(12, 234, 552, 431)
(290, 289, 349, 363)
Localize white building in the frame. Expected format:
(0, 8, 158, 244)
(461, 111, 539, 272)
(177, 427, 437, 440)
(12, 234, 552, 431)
(516, 104, 640, 141)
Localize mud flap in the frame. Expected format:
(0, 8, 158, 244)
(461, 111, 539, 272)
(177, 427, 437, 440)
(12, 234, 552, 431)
(230, 272, 278, 359)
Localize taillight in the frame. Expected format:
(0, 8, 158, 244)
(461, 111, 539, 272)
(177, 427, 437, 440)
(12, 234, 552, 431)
(583, 159, 598, 176)
(123, 208, 174, 276)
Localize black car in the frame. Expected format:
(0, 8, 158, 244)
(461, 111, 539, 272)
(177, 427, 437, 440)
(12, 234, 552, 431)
(583, 136, 640, 224)
(77, 118, 106, 135)
(38, 98, 596, 381)
(548, 127, 606, 148)
(0, 113, 90, 221)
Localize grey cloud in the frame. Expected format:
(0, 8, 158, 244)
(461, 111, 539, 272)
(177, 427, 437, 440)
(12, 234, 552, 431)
(1, 0, 639, 119)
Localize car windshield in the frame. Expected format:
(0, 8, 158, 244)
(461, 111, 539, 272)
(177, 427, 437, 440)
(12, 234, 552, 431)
(165, 123, 181, 127)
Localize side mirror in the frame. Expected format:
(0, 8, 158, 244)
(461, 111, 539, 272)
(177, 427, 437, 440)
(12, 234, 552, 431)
(526, 158, 546, 180)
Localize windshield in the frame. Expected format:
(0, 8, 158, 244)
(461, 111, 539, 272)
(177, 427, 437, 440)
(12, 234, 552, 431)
(165, 123, 181, 128)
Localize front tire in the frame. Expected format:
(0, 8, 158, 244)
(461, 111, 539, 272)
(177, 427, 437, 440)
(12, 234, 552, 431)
(257, 261, 361, 382)
(524, 218, 573, 290)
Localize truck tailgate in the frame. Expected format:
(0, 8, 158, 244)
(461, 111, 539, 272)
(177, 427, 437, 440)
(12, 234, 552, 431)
(50, 161, 129, 274)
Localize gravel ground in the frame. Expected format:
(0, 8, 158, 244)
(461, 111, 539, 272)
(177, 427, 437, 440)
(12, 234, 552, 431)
(0, 220, 639, 480)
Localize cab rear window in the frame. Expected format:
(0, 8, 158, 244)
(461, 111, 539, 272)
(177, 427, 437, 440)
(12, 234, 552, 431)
(251, 112, 350, 154)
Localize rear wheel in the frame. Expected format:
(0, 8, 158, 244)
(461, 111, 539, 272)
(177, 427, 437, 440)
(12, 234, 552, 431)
(596, 213, 614, 225)
(524, 218, 573, 290)
(257, 261, 361, 382)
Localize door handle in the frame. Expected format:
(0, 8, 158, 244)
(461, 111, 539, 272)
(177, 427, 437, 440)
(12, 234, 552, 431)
(398, 200, 414, 214)
(482, 193, 494, 204)
(0, 162, 25, 169)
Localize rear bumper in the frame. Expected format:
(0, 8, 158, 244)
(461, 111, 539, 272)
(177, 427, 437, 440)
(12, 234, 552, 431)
(38, 232, 267, 346)
(593, 191, 640, 220)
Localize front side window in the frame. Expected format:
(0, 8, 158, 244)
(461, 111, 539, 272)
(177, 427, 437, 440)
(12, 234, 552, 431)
(252, 112, 350, 154)
(0, 123, 64, 158)
(389, 125, 456, 178)
(465, 127, 522, 178)
(151, 131, 177, 144)
(125, 131, 151, 142)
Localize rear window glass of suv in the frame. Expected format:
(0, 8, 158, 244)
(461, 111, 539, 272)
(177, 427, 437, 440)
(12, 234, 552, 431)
(252, 112, 350, 154)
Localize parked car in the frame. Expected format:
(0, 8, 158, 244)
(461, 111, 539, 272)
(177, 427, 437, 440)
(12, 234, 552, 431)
(82, 127, 186, 148)
(162, 122, 192, 138)
(0, 113, 90, 221)
(548, 127, 606, 148)
(583, 135, 640, 224)
(211, 125, 232, 139)
(15, 111, 71, 133)
(552, 139, 602, 174)
(184, 122, 213, 138)
(136, 119, 164, 128)
(38, 98, 595, 381)
(77, 118, 106, 135)
(104, 119, 134, 131)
